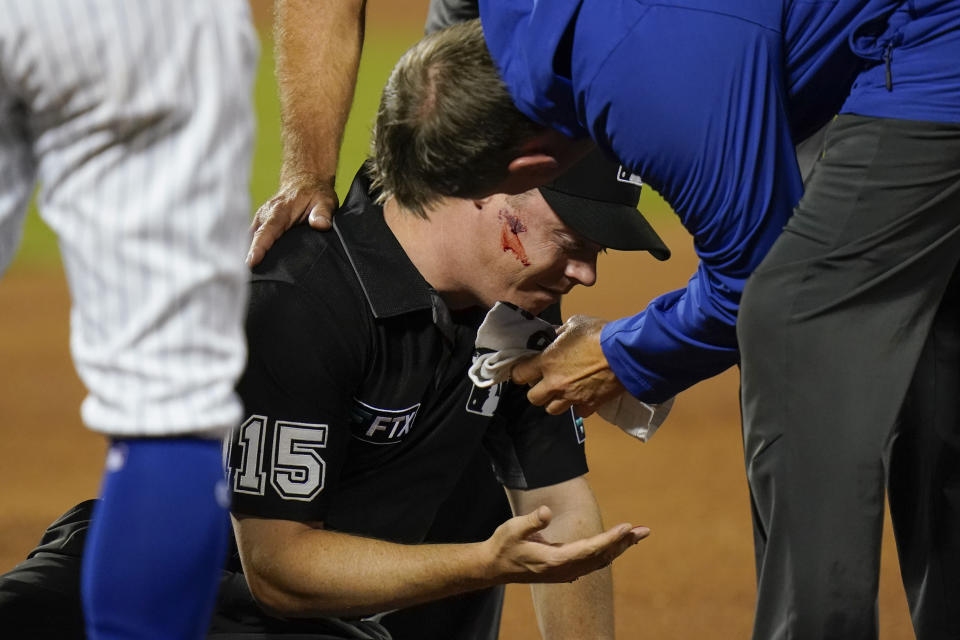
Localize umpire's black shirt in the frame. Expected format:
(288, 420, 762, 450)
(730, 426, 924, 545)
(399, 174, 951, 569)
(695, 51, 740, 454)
(226, 170, 587, 544)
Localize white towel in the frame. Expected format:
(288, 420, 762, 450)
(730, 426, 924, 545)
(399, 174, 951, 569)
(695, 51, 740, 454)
(468, 302, 674, 442)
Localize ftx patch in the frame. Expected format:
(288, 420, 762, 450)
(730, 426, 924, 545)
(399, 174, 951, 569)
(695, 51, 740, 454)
(350, 399, 420, 445)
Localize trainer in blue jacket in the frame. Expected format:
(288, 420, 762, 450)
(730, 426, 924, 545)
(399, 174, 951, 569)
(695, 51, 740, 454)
(479, 1, 960, 638)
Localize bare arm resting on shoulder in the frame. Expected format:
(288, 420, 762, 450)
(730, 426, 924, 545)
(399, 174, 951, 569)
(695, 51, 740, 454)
(247, 0, 366, 267)
(232, 477, 646, 634)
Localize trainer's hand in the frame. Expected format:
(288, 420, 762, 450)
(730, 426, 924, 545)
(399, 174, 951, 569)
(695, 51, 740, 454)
(484, 506, 648, 584)
(511, 315, 626, 416)
(247, 174, 338, 267)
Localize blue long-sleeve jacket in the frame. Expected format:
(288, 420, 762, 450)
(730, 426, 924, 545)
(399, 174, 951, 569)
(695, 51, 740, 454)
(479, 0, 960, 403)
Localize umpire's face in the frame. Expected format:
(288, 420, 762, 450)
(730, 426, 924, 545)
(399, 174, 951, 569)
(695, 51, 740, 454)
(469, 190, 600, 315)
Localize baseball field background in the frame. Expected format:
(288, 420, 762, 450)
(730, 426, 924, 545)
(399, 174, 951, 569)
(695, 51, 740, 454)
(0, 1, 914, 637)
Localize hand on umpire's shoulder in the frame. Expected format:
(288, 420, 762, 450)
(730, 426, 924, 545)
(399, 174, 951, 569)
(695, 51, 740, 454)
(481, 506, 649, 585)
(247, 172, 338, 267)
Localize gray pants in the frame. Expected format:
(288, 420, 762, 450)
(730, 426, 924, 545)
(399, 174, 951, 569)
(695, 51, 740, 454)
(739, 115, 960, 640)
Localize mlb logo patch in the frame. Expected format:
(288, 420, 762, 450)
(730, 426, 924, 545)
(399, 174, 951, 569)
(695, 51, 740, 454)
(466, 380, 504, 417)
(617, 165, 643, 187)
(350, 399, 420, 445)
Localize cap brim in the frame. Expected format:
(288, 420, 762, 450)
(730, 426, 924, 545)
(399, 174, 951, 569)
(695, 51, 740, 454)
(539, 188, 671, 260)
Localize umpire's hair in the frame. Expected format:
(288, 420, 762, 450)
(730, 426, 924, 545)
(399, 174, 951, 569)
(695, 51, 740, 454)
(368, 19, 545, 217)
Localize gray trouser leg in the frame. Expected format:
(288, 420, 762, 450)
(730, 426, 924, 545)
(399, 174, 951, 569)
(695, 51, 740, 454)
(738, 115, 960, 640)
(887, 266, 960, 640)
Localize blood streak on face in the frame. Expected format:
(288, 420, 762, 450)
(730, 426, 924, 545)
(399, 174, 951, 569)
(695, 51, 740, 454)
(498, 210, 530, 266)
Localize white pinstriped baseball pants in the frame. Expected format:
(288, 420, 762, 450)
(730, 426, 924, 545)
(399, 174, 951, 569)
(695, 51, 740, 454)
(0, 0, 257, 438)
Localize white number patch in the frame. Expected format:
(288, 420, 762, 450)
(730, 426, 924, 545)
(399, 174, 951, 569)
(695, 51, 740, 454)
(271, 421, 328, 501)
(233, 415, 268, 495)
(231, 417, 328, 502)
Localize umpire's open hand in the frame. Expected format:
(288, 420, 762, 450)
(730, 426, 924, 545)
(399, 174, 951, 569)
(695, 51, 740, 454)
(511, 315, 626, 416)
(483, 506, 649, 584)
(247, 173, 338, 267)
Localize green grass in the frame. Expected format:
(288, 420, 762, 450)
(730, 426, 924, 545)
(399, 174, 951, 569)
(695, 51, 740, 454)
(9, 27, 675, 272)
(11, 195, 60, 269)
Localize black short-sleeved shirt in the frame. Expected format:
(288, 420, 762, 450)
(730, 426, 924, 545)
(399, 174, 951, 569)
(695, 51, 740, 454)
(226, 170, 587, 545)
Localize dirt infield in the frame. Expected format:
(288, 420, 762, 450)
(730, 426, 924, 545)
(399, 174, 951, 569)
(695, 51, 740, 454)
(0, 222, 913, 638)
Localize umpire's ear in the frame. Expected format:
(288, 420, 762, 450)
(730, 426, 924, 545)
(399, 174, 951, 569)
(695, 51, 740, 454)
(499, 131, 596, 195)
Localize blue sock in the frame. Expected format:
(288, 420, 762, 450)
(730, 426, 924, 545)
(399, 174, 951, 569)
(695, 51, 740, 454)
(82, 437, 231, 640)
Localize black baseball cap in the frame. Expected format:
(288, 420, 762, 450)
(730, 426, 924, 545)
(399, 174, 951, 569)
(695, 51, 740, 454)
(538, 149, 670, 260)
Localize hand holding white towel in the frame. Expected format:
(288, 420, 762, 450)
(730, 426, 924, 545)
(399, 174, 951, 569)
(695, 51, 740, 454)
(468, 302, 674, 442)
